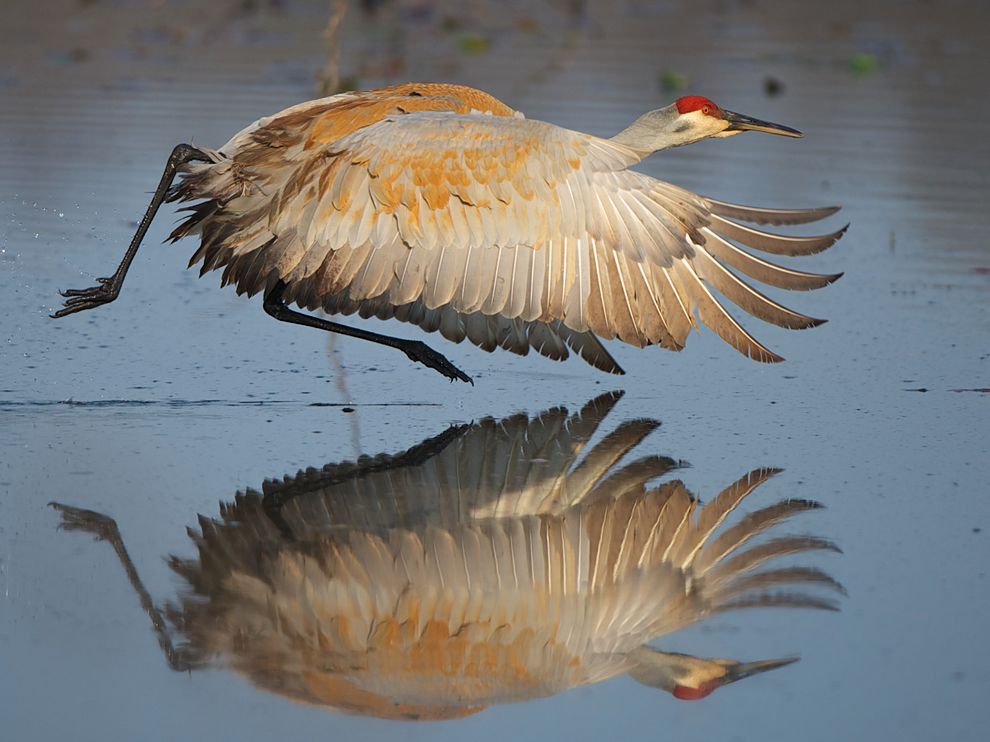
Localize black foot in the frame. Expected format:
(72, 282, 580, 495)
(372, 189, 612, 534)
(52, 277, 120, 318)
(402, 340, 473, 384)
(49, 502, 120, 541)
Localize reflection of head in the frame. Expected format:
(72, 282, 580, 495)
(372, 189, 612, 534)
(162, 392, 840, 718)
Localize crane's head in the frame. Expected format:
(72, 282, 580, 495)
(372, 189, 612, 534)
(627, 646, 799, 700)
(612, 96, 802, 153)
(674, 95, 803, 141)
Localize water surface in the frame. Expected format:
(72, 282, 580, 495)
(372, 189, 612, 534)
(2, 1, 988, 740)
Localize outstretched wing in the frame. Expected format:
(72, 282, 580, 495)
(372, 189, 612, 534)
(176, 104, 843, 365)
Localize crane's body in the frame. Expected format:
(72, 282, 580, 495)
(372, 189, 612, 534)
(55, 83, 845, 382)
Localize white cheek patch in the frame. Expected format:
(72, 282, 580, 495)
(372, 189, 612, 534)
(682, 109, 728, 137)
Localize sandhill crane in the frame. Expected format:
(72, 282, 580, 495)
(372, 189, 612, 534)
(52, 392, 842, 719)
(53, 83, 845, 383)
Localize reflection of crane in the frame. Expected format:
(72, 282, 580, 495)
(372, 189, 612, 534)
(53, 83, 844, 382)
(51, 392, 842, 719)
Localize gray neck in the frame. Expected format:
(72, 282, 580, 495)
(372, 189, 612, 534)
(611, 105, 697, 154)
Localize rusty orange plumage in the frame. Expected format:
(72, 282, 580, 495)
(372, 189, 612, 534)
(54, 83, 845, 383)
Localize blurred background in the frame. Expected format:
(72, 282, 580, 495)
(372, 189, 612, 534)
(2, 1, 989, 740)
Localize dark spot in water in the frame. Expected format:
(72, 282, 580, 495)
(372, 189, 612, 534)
(764, 76, 784, 96)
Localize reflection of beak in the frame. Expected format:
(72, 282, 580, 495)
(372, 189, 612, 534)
(669, 655, 801, 700)
(723, 110, 803, 138)
(723, 655, 800, 685)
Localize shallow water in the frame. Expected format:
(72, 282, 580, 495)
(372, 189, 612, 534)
(2, 0, 989, 740)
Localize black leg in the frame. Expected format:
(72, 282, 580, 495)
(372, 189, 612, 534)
(49, 503, 195, 672)
(52, 143, 211, 319)
(263, 281, 473, 384)
(262, 421, 471, 529)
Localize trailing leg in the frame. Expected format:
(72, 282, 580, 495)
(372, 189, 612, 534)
(52, 143, 211, 318)
(49, 502, 195, 671)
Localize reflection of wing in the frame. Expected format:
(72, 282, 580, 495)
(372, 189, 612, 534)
(259, 389, 679, 534)
(171, 399, 840, 717)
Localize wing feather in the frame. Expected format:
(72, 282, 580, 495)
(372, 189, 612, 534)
(709, 215, 848, 256)
(672, 258, 784, 363)
(692, 247, 825, 330)
(173, 102, 843, 369)
(704, 198, 840, 226)
(586, 238, 615, 340)
(319, 289, 623, 372)
(702, 228, 843, 291)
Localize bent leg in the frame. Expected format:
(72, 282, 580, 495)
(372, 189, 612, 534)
(263, 281, 473, 384)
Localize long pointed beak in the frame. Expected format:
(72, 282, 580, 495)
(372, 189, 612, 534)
(722, 655, 800, 685)
(723, 110, 803, 138)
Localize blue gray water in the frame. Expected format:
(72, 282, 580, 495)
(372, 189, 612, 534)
(2, 0, 988, 740)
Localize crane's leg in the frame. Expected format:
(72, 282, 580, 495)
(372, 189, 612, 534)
(263, 281, 473, 384)
(49, 503, 195, 672)
(52, 143, 211, 319)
